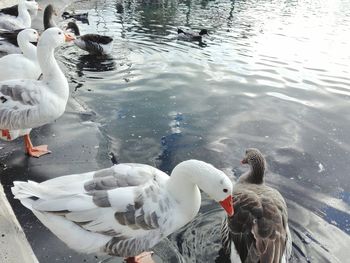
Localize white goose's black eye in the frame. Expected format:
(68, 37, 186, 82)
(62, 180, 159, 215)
(223, 188, 228, 193)
(58, 32, 62, 35)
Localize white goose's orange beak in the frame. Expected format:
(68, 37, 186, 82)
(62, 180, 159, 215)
(219, 195, 234, 216)
(64, 33, 76, 42)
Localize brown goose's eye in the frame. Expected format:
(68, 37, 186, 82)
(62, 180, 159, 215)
(223, 188, 228, 193)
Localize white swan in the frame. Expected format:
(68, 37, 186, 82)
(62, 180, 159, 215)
(0, 0, 40, 31)
(0, 28, 40, 81)
(0, 27, 75, 157)
(12, 160, 234, 262)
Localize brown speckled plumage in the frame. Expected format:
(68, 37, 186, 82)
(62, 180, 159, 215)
(221, 148, 292, 263)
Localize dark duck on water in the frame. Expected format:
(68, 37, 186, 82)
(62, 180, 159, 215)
(177, 28, 208, 42)
(66, 21, 114, 55)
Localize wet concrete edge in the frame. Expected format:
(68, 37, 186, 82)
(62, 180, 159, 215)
(0, 184, 39, 263)
(0, 0, 112, 262)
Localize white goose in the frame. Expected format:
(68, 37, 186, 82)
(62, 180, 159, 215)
(0, 4, 55, 54)
(0, 0, 40, 31)
(0, 27, 75, 157)
(0, 28, 40, 81)
(12, 160, 234, 262)
(221, 148, 292, 263)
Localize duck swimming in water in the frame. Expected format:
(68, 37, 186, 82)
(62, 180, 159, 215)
(177, 28, 208, 42)
(66, 21, 113, 55)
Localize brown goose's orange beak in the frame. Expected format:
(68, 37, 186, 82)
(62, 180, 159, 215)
(64, 33, 76, 42)
(219, 195, 234, 216)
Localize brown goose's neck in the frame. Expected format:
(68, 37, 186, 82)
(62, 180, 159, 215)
(240, 161, 265, 184)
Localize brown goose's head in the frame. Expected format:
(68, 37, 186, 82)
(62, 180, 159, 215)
(240, 148, 266, 183)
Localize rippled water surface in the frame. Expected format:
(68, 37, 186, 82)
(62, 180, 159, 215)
(58, 0, 350, 261)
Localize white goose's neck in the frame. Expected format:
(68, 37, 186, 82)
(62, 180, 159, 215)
(17, 1, 31, 28)
(167, 160, 205, 220)
(17, 37, 36, 61)
(37, 43, 68, 100)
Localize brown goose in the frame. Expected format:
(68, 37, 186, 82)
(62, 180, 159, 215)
(221, 148, 292, 263)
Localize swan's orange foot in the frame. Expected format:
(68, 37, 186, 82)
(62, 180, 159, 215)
(125, 251, 155, 263)
(27, 145, 51, 158)
(24, 134, 51, 158)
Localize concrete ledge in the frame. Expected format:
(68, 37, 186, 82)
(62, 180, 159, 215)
(0, 184, 38, 263)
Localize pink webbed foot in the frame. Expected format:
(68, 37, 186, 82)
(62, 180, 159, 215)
(24, 134, 51, 158)
(27, 145, 51, 158)
(125, 251, 155, 263)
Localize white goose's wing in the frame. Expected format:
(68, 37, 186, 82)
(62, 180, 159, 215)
(12, 164, 174, 256)
(0, 79, 46, 130)
(0, 15, 23, 31)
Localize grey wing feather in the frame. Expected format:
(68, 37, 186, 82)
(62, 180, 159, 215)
(26, 164, 168, 256)
(0, 82, 42, 130)
(87, 163, 155, 190)
(103, 231, 160, 256)
(220, 217, 232, 256)
(0, 5, 19, 16)
(0, 83, 40, 105)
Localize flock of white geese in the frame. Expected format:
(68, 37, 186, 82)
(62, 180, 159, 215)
(0, 1, 292, 263)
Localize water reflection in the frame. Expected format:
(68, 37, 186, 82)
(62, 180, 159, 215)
(76, 54, 116, 74)
(54, 0, 350, 261)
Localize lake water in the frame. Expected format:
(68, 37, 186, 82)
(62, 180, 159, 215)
(4, 0, 350, 262)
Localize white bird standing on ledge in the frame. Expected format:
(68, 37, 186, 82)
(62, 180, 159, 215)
(0, 27, 75, 157)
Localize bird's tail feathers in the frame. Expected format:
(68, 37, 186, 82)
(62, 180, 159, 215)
(12, 180, 41, 200)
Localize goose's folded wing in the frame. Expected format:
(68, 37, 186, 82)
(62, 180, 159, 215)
(25, 163, 167, 231)
(0, 16, 20, 30)
(13, 164, 171, 256)
(228, 189, 289, 262)
(81, 34, 113, 45)
(0, 5, 18, 17)
(76, 34, 112, 54)
(32, 169, 171, 256)
(0, 29, 21, 46)
(0, 80, 44, 130)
